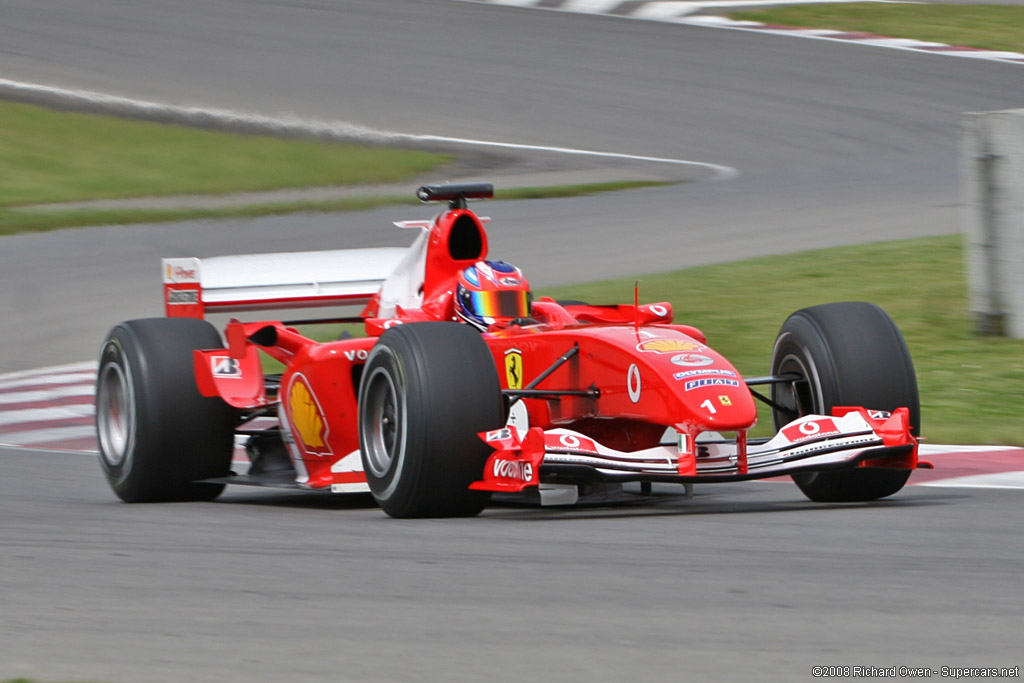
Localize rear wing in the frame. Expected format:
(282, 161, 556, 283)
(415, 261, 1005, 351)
(162, 248, 408, 319)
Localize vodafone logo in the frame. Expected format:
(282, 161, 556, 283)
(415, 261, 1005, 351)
(492, 459, 534, 482)
(344, 349, 369, 361)
(546, 433, 599, 455)
(560, 434, 581, 448)
(801, 422, 822, 435)
(627, 364, 642, 403)
(782, 418, 841, 443)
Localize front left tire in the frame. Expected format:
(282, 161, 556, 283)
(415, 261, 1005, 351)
(358, 322, 504, 518)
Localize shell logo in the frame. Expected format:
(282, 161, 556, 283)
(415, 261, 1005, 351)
(289, 375, 332, 456)
(636, 339, 703, 354)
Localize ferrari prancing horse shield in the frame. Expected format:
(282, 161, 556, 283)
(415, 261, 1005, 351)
(504, 349, 523, 390)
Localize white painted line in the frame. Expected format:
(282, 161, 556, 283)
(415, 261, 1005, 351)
(0, 385, 95, 406)
(416, 135, 739, 179)
(661, 0, 891, 8)
(0, 361, 95, 384)
(0, 424, 97, 447)
(916, 471, 1024, 489)
(691, 0, 917, 5)
(773, 29, 854, 37)
(0, 78, 739, 182)
(919, 444, 1022, 455)
(846, 38, 946, 48)
(0, 361, 95, 379)
(678, 15, 761, 26)
(0, 371, 96, 391)
(941, 50, 1024, 60)
(632, 2, 702, 19)
(0, 404, 95, 428)
(562, 0, 623, 13)
(679, 15, 761, 26)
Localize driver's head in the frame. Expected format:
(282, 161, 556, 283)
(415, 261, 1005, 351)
(454, 260, 532, 331)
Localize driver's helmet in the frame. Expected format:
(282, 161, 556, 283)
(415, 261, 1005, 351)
(455, 260, 532, 331)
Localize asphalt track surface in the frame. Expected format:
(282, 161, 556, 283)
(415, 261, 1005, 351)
(1, 1, 1023, 681)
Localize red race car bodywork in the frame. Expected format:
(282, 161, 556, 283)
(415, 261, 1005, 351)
(96, 183, 921, 517)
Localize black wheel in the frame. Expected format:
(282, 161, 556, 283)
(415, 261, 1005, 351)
(358, 322, 504, 518)
(95, 318, 235, 502)
(770, 302, 920, 502)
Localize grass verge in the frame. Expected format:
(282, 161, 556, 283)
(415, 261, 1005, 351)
(0, 100, 448, 207)
(0, 99, 672, 235)
(727, 3, 1024, 53)
(0, 181, 671, 237)
(542, 234, 1024, 446)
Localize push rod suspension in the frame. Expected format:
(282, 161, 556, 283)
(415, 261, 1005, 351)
(524, 343, 580, 390)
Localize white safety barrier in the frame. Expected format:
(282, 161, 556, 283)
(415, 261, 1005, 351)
(961, 108, 1024, 338)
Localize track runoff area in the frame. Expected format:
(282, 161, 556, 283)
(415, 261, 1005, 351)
(3, 362, 1022, 491)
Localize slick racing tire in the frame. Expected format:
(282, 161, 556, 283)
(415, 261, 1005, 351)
(96, 318, 235, 502)
(770, 302, 920, 503)
(358, 322, 504, 518)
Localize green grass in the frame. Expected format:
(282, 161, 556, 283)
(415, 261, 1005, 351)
(0, 100, 449, 208)
(0, 99, 670, 235)
(542, 234, 1024, 447)
(728, 3, 1024, 53)
(0, 180, 670, 237)
(0, 198, 411, 236)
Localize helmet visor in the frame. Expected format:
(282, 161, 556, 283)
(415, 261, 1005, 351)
(466, 289, 530, 320)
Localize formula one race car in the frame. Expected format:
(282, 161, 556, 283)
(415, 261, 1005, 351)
(95, 183, 922, 517)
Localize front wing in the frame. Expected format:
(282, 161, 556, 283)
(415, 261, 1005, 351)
(470, 408, 918, 492)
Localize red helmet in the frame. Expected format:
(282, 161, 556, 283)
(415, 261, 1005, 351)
(455, 260, 532, 330)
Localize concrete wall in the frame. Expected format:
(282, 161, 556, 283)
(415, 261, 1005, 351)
(961, 108, 1024, 338)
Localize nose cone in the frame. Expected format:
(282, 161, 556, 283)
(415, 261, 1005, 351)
(671, 372, 758, 430)
(636, 340, 758, 431)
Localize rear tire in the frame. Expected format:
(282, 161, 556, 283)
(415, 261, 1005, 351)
(770, 302, 919, 502)
(358, 322, 504, 518)
(95, 318, 235, 502)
